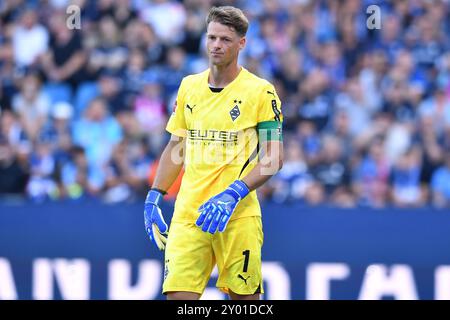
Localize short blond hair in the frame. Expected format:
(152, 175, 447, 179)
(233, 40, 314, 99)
(206, 6, 249, 37)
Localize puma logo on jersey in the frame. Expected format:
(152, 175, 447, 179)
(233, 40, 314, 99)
(186, 104, 196, 113)
(238, 274, 250, 285)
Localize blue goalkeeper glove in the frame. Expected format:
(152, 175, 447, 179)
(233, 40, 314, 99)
(144, 189, 168, 251)
(196, 180, 250, 234)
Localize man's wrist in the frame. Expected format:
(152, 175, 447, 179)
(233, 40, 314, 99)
(146, 189, 165, 205)
(228, 180, 250, 200)
(151, 188, 167, 195)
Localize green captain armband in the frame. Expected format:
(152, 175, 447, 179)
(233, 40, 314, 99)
(257, 121, 283, 142)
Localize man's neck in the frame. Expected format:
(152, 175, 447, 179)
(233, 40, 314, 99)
(208, 63, 242, 88)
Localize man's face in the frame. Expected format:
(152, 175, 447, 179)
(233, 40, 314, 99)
(206, 21, 245, 67)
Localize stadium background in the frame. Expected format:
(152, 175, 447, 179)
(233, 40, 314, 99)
(0, 0, 450, 300)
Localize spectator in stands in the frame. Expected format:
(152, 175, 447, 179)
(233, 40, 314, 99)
(352, 137, 391, 207)
(112, 0, 138, 29)
(273, 48, 304, 97)
(104, 138, 152, 203)
(0, 109, 31, 170)
(413, 13, 445, 71)
(298, 68, 332, 131)
(85, 16, 127, 79)
(60, 145, 100, 199)
(158, 46, 190, 102)
(415, 107, 446, 185)
(271, 49, 304, 127)
(12, 7, 49, 69)
(0, 109, 28, 148)
(41, 101, 74, 165)
(326, 110, 353, 162)
(371, 13, 403, 62)
(133, 79, 167, 153)
(12, 72, 50, 141)
(359, 50, 386, 115)
(295, 120, 321, 166)
(311, 135, 351, 199)
(122, 48, 149, 99)
(26, 135, 58, 202)
(96, 72, 128, 115)
(72, 97, 122, 190)
(431, 151, 450, 208)
(390, 146, 427, 207)
(0, 137, 29, 195)
(317, 40, 346, 89)
(304, 181, 326, 206)
(0, 41, 17, 106)
(139, 0, 187, 45)
(180, 6, 205, 56)
(269, 138, 312, 204)
(418, 85, 450, 138)
(39, 10, 86, 89)
(335, 76, 379, 136)
(123, 20, 165, 65)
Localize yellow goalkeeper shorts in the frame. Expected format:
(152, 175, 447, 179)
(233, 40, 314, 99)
(162, 216, 264, 296)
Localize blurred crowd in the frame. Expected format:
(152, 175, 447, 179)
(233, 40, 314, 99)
(0, 0, 450, 208)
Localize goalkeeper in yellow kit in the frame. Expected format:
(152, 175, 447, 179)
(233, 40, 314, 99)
(144, 6, 284, 300)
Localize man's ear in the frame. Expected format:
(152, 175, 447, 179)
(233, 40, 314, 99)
(239, 36, 246, 50)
